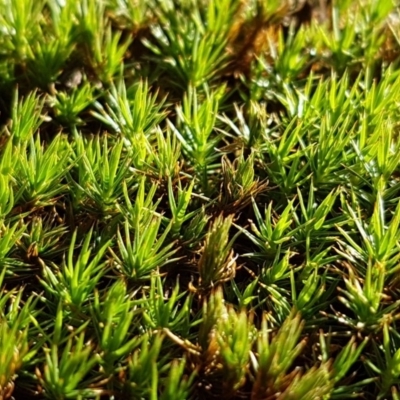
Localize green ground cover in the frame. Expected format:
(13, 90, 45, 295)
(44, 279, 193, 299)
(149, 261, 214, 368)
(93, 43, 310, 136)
(1, 0, 400, 398)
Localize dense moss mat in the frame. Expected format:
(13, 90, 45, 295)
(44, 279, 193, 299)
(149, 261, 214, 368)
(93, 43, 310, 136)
(2, 0, 400, 398)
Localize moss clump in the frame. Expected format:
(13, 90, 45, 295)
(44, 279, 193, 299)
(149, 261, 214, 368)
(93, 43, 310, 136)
(1, 0, 400, 399)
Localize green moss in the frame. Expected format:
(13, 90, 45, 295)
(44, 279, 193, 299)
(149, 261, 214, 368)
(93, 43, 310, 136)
(0, 0, 400, 398)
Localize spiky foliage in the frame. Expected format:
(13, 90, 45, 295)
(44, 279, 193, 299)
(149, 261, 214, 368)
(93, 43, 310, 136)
(1, 0, 400, 399)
